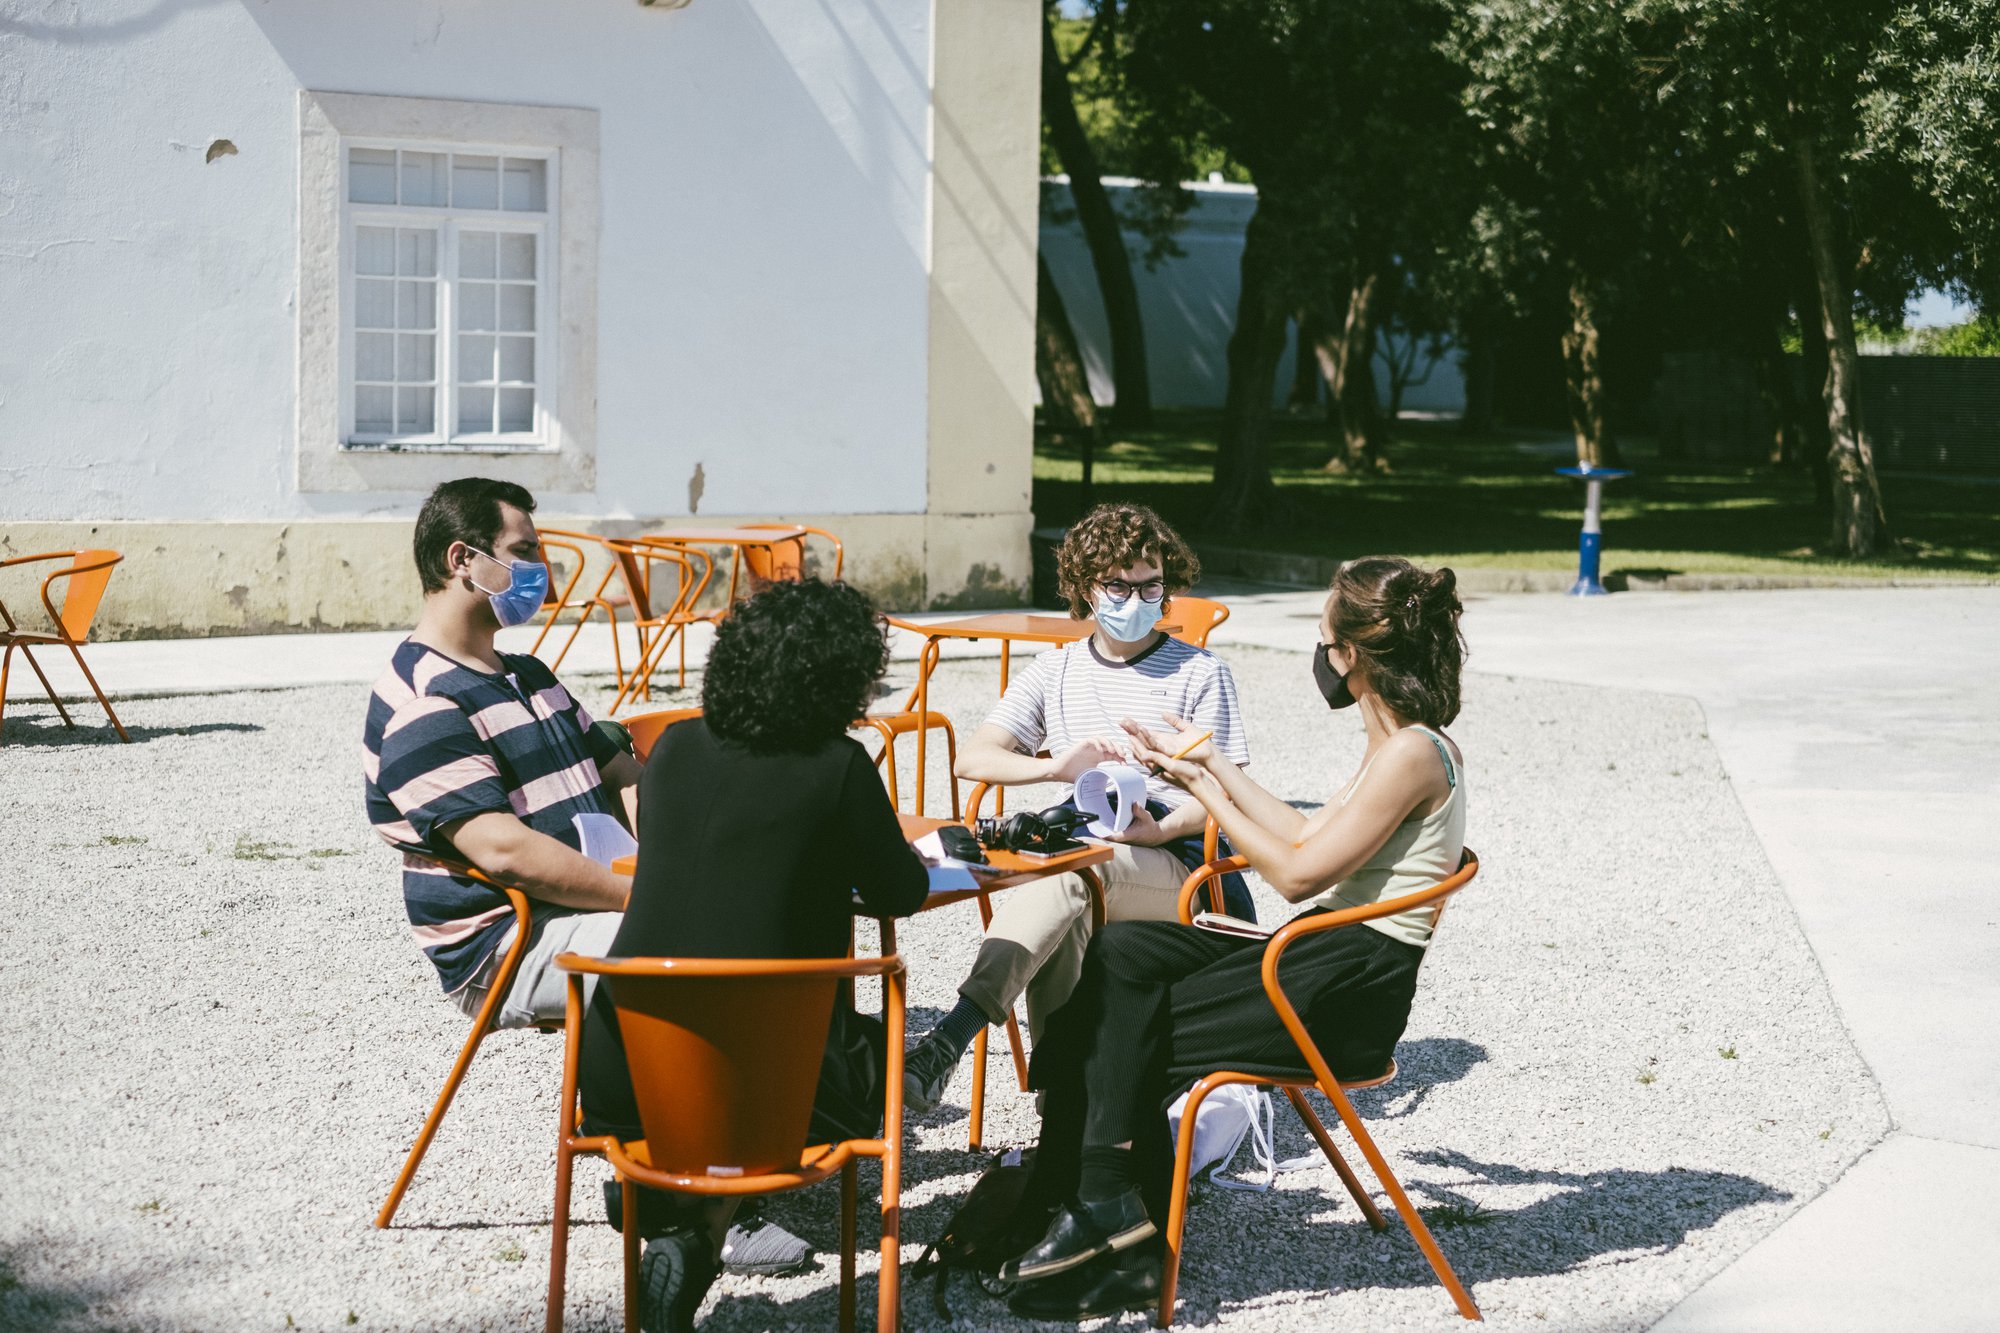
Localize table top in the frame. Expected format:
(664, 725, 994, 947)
(643, 525, 810, 545)
(882, 612, 1095, 645)
(610, 815, 1111, 911)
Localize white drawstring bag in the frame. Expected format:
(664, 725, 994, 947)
(1166, 1085, 1320, 1192)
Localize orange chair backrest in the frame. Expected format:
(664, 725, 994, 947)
(51, 550, 122, 644)
(742, 534, 807, 583)
(625, 707, 702, 762)
(1163, 596, 1229, 648)
(537, 534, 590, 612)
(609, 968, 839, 1176)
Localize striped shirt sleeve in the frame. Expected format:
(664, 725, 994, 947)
(983, 650, 1051, 754)
(1189, 657, 1252, 768)
(377, 695, 513, 842)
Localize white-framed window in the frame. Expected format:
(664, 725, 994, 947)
(342, 143, 556, 451)
(296, 92, 598, 495)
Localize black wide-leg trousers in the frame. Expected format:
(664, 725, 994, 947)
(1026, 912, 1425, 1220)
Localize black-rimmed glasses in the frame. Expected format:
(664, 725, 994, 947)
(1099, 579, 1167, 603)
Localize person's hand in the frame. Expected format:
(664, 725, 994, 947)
(1120, 712, 1216, 768)
(1121, 729, 1205, 792)
(1046, 735, 1129, 783)
(1104, 803, 1169, 847)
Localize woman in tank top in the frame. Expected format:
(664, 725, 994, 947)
(990, 556, 1468, 1322)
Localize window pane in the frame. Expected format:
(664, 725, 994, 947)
(452, 154, 499, 209)
(355, 226, 395, 277)
(459, 230, 497, 280)
(397, 280, 436, 330)
(498, 232, 535, 280)
(498, 335, 534, 383)
(397, 386, 436, 434)
(400, 151, 447, 207)
(355, 278, 395, 329)
(499, 284, 535, 332)
(355, 331, 394, 381)
(355, 385, 393, 434)
(348, 148, 396, 204)
(458, 385, 495, 435)
(502, 158, 547, 212)
(459, 334, 497, 383)
(458, 282, 496, 331)
(397, 333, 436, 380)
(398, 229, 438, 278)
(498, 386, 536, 433)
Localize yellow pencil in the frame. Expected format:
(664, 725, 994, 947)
(1168, 730, 1213, 761)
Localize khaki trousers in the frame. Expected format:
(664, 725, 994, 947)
(957, 842, 1189, 1042)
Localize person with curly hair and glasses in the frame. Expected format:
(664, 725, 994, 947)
(900, 503, 1255, 1115)
(577, 578, 929, 1332)
(993, 557, 1469, 1321)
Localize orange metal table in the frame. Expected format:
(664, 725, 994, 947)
(642, 524, 811, 610)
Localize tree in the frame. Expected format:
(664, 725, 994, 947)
(1035, 252, 1102, 505)
(1042, 6, 1153, 429)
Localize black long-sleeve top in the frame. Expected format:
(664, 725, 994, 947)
(578, 718, 929, 1134)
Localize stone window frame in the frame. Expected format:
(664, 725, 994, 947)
(297, 91, 598, 493)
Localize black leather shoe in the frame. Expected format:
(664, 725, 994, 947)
(999, 1189, 1157, 1283)
(1007, 1247, 1163, 1321)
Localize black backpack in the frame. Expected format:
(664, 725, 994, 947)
(909, 1147, 1049, 1320)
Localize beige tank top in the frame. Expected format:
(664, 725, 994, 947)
(1306, 724, 1466, 948)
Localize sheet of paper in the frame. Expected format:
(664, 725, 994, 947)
(572, 812, 638, 868)
(1074, 763, 1149, 837)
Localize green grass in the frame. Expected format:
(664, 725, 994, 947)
(1034, 411, 2000, 580)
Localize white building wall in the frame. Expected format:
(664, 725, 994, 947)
(1039, 178, 1466, 414)
(0, 0, 933, 523)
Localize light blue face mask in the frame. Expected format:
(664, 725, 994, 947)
(467, 547, 550, 628)
(1094, 587, 1165, 643)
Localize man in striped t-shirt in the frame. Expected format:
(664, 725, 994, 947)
(364, 479, 641, 1029)
(902, 504, 1253, 1113)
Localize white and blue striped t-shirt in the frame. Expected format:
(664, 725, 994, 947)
(984, 634, 1250, 810)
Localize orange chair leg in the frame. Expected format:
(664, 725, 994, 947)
(622, 1175, 641, 1333)
(373, 1016, 500, 1228)
(64, 640, 129, 741)
(968, 1024, 989, 1151)
(546, 1133, 575, 1333)
(1158, 1075, 1219, 1328)
(1284, 1087, 1386, 1229)
(1002, 1013, 1030, 1092)
(1324, 1090, 1482, 1320)
(839, 1158, 858, 1333)
(16, 642, 77, 729)
(877, 968, 906, 1333)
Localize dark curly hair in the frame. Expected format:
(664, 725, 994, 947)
(1055, 503, 1201, 619)
(1328, 557, 1466, 728)
(701, 579, 890, 754)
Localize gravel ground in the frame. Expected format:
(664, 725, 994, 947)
(0, 644, 1887, 1332)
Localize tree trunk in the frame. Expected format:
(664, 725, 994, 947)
(1209, 202, 1291, 532)
(1308, 270, 1386, 474)
(1036, 252, 1100, 503)
(1561, 279, 1622, 468)
(1750, 310, 1803, 468)
(1794, 274, 1835, 506)
(1286, 315, 1321, 409)
(1793, 132, 1890, 556)
(1042, 15, 1151, 429)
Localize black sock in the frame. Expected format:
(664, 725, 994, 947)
(930, 996, 988, 1061)
(1078, 1145, 1138, 1203)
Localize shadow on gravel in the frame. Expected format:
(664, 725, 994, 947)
(0, 716, 263, 747)
(0, 1241, 112, 1333)
(1349, 1037, 1488, 1120)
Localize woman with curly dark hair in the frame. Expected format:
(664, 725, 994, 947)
(992, 556, 1469, 1321)
(578, 578, 928, 1330)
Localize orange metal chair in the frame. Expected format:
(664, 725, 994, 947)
(546, 950, 907, 1333)
(740, 523, 845, 585)
(604, 538, 717, 712)
(1160, 595, 1230, 648)
(532, 531, 715, 702)
(526, 531, 594, 657)
(0, 549, 130, 744)
(374, 843, 552, 1229)
(622, 706, 703, 764)
(1157, 848, 1485, 1325)
(857, 647, 961, 819)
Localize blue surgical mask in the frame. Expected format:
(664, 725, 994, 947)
(467, 548, 550, 628)
(1094, 588, 1165, 643)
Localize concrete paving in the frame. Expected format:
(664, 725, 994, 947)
(7, 580, 1996, 1328)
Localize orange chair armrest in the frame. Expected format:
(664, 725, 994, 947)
(1176, 855, 1250, 924)
(0, 550, 83, 570)
(553, 951, 908, 982)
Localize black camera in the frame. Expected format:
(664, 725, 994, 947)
(974, 805, 1093, 855)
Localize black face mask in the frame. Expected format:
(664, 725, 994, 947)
(1313, 642, 1357, 709)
